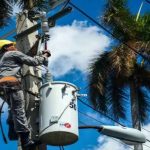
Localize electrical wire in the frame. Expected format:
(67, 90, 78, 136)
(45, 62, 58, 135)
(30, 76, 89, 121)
(0, 101, 7, 144)
(68, 2, 150, 63)
(61, 146, 64, 150)
(79, 92, 150, 135)
(62, 0, 71, 10)
(78, 97, 125, 126)
(143, 127, 150, 133)
(78, 97, 150, 145)
(145, 0, 150, 4)
(59, 146, 65, 150)
(78, 102, 150, 149)
(144, 143, 150, 149)
(79, 120, 87, 126)
(66, 2, 150, 135)
(79, 117, 134, 150)
(79, 110, 104, 124)
(79, 99, 150, 142)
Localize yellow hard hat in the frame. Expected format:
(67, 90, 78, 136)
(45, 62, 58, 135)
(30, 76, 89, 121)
(0, 40, 16, 50)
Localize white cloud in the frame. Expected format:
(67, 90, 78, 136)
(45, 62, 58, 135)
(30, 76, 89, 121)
(142, 124, 150, 150)
(12, 2, 21, 16)
(47, 20, 111, 77)
(93, 135, 131, 150)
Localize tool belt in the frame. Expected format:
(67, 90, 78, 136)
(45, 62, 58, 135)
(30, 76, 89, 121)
(0, 76, 20, 86)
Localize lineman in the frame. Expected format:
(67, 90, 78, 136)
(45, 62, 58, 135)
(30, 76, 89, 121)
(0, 40, 50, 148)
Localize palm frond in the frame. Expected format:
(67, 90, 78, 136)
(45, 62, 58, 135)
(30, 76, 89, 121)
(137, 88, 150, 123)
(0, 0, 13, 27)
(13, 0, 49, 11)
(134, 64, 150, 90)
(89, 49, 130, 118)
(102, 0, 136, 41)
(136, 13, 150, 41)
(105, 74, 127, 120)
(102, 0, 150, 42)
(89, 52, 111, 113)
(89, 86, 108, 113)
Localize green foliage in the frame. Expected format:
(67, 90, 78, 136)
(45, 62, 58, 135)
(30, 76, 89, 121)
(13, 0, 50, 11)
(0, 0, 13, 27)
(89, 0, 150, 123)
(103, 0, 150, 42)
(0, 0, 50, 28)
(136, 13, 150, 41)
(89, 48, 150, 122)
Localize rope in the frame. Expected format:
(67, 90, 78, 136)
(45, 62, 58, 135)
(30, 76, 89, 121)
(0, 101, 7, 144)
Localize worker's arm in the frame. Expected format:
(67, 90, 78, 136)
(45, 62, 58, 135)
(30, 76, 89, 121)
(10, 51, 48, 66)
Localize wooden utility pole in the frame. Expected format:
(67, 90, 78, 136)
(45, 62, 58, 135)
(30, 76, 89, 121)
(16, 11, 46, 150)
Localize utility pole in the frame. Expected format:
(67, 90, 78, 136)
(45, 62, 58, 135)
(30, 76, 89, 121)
(16, 10, 46, 150)
(14, 1, 72, 149)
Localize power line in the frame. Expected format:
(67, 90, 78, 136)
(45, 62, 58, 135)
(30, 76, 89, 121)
(59, 146, 64, 150)
(145, 0, 150, 4)
(78, 97, 150, 145)
(79, 102, 150, 149)
(143, 127, 150, 133)
(79, 100, 150, 142)
(68, 2, 150, 63)
(79, 92, 150, 134)
(0, 29, 16, 39)
(78, 97, 125, 126)
(79, 120, 87, 126)
(79, 106, 150, 144)
(79, 110, 104, 124)
(79, 117, 134, 150)
(144, 143, 150, 149)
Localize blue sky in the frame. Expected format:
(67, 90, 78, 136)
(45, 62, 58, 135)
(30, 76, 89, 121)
(0, 0, 150, 150)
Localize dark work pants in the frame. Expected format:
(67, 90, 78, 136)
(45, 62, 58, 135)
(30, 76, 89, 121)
(0, 86, 30, 133)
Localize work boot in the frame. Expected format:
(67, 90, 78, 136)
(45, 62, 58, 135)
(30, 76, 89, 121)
(19, 132, 35, 148)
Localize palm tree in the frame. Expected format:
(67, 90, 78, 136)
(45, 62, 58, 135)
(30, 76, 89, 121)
(89, 0, 150, 149)
(13, 0, 49, 11)
(0, 0, 13, 27)
(0, 0, 49, 28)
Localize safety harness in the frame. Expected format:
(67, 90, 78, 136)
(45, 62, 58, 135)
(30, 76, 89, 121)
(0, 76, 20, 86)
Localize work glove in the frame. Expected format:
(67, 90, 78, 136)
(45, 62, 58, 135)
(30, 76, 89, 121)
(42, 50, 51, 57)
(42, 50, 50, 66)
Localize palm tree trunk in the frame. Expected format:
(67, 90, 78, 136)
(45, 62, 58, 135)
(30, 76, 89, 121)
(130, 81, 143, 150)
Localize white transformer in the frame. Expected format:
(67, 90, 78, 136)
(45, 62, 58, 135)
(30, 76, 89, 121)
(39, 81, 79, 145)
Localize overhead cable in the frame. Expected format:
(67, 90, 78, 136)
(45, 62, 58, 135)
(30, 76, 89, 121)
(68, 2, 150, 63)
(79, 110, 104, 124)
(78, 98, 125, 127)
(78, 97, 150, 145)
(145, 0, 150, 4)
(79, 111, 134, 150)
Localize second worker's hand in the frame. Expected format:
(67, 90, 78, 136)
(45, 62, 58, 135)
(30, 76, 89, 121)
(42, 50, 51, 57)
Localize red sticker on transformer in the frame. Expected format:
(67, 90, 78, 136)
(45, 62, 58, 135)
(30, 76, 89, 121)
(64, 123, 71, 128)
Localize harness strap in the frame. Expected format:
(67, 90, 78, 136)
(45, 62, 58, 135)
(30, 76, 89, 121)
(0, 76, 20, 86)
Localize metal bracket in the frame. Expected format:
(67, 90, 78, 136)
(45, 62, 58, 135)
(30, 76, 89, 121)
(50, 116, 59, 123)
